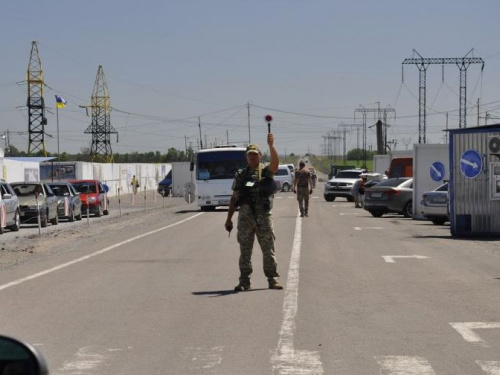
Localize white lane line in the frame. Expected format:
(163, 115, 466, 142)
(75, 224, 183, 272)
(0, 213, 204, 292)
(54, 347, 122, 374)
(477, 361, 500, 374)
(271, 210, 323, 374)
(375, 356, 436, 374)
(339, 213, 359, 216)
(354, 226, 384, 231)
(184, 346, 224, 373)
(450, 322, 500, 347)
(382, 255, 429, 263)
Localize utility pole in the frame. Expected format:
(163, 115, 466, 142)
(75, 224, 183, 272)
(247, 102, 251, 145)
(26, 41, 48, 156)
(402, 49, 484, 142)
(198, 117, 203, 149)
(82, 66, 117, 162)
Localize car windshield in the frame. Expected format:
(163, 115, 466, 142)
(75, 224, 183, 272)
(435, 183, 448, 192)
(72, 182, 96, 193)
(335, 171, 362, 179)
(197, 150, 247, 180)
(49, 185, 70, 196)
(375, 178, 411, 187)
(12, 184, 42, 197)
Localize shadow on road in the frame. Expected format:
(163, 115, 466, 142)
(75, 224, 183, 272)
(192, 288, 268, 297)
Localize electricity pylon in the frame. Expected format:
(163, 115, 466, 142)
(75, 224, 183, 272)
(26, 41, 48, 156)
(402, 49, 484, 143)
(83, 66, 118, 163)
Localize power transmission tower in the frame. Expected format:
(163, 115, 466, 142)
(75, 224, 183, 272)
(83, 66, 117, 163)
(354, 105, 396, 165)
(338, 123, 363, 162)
(402, 49, 484, 143)
(26, 41, 48, 156)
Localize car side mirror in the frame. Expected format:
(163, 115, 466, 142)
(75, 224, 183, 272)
(0, 335, 48, 375)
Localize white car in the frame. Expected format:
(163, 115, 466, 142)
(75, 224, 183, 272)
(323, 169, 365, 202)
(420, 182, 449, 225)
(275, 165, 293, 192)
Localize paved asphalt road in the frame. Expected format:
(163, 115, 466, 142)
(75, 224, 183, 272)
(0, 190, 499, 374)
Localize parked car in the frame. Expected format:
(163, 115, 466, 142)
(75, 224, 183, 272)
(363, 177, 413, 218)
(275, 164, 293, 192)
(11, 182, 59, 227)
(70, 179, 109, 217)
(0, 180, 21, 233)
(421, 182, 449, 225)
(47, 182, 83, 222)
(157, 171, 172, 197)
(323, 169, 365, 202)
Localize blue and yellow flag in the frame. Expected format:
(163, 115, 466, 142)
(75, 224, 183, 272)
(55, 95, 67, 108)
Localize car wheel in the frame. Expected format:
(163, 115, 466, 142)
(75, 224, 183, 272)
(324, 196, 335, 202)
(432, 218, 446, 225)
(370, 211, 384, 218)
(281, 183, 290, 192)
(95, 204, 102, 217)
(8, 210, 20, 232)
(0, 226, 4, 234)
(69, 208, 75, 222)
(50, 212, 59, 225)
(403, 201, 413, 218)
(76, 208, 82, 221)
(41, 212, 48, 228)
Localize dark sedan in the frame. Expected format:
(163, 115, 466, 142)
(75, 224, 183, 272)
(363, 178, 413, 218)
(47, 182, 83, 222)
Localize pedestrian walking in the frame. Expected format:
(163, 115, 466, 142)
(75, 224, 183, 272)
(224, 133, 283, 291)
(131, 175, 139, 195)
(358, 176, 367, 207)
(292, 161, 313, 217)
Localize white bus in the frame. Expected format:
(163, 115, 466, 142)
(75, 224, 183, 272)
(192, 146, 247, 211)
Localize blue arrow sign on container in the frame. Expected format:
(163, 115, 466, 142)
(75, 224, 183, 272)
(460, 149, 482, 179)
(430, 162, 445, 182)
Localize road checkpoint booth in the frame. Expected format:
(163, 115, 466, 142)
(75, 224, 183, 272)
(449, 124, 500, 237)
(413, 144, 449, 220)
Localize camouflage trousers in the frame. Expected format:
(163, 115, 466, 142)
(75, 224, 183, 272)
(296, 187, 310, 215)
(237, 204, 279, 283)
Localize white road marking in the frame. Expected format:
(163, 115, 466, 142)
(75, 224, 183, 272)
(0, 213, 204, 292)
(375, 356, 436, 374)
(450, 322, 500, 347)
(184, 346, 224, 373)
(54, 347, 122, 374)
(382, 255, 429, 263)
(339, 212, 359, 216)
(354, 226, 384, 231)
(477, 361, 500, 374)
(271, 210, 323, 374)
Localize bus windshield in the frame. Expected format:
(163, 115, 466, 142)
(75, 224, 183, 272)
(197, 150, 247, 180)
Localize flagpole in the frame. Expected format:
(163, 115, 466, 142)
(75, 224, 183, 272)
(56, 105, 60, 160)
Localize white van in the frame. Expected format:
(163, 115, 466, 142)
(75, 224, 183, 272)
(275, 165, 293, 192)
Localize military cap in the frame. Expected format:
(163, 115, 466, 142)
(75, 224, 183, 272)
(246, 144, 261, 154)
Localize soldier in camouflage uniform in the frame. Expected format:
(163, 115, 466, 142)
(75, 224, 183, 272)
(224, 133, 283, 291)
(292, 161, 313, 217)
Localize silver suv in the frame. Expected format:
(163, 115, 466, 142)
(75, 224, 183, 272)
(323, 169, 365, 202)
(0, 180, 21, 233)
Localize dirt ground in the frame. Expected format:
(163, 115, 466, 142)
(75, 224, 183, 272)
(0, 192, 196, 270)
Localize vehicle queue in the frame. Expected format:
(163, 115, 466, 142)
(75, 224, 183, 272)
(0, 178, 110, 234)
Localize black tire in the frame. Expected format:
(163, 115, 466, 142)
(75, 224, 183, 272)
(403, 201, 413, 218)
(324, 196, 335, 202)
(281, 183, 290, 192)
(41, 213, 48, 228)
(8, 210, 20, 232)
(370, 211, 384, 218)
(50, 212, 59, 225)
(76, 208, 82, 221)
(95, 204, 102, 217)
(69, 208, 75, 222)
(0, 226, 4, 235)
(432, 218, 446, 225)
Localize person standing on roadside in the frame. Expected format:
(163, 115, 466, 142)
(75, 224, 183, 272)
(293, 161, 313, 217)
(224, 133, 283, 291)
(352, 176, 362, 208)
(131, 175, 139, 195)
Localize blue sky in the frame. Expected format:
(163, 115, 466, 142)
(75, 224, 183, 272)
(1, 0, 500, 156)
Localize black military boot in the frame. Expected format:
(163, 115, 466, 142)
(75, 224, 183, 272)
(234, 279, 251, 291)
